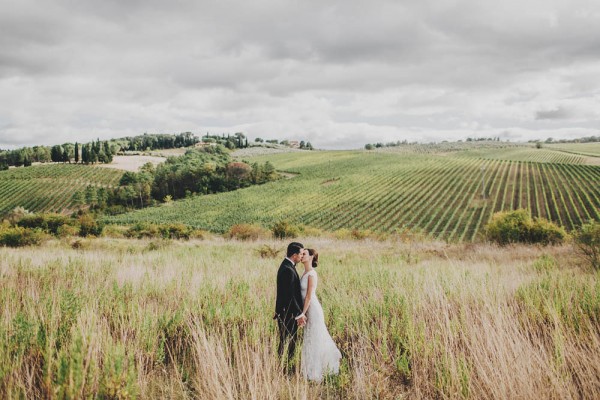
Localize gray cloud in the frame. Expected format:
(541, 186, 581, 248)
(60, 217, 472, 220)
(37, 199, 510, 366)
(1, 0, 600, 149)
(535, 107, 571, 120)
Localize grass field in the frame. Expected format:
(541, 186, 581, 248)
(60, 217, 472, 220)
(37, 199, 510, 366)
(108, 150, 600, 241)
(0, 164, 123, 216)
(1, 238, 598, 399)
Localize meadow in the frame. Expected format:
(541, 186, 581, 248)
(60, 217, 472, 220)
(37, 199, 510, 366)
(1, 237, 599, 399)
(108, 149, 600, 241)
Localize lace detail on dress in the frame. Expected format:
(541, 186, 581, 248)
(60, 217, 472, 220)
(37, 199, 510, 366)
(300, 270, 342, 382)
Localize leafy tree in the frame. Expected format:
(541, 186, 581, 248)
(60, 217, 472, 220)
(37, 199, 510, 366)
(574, 221, 600, 270)
(51, 145, 63, 162)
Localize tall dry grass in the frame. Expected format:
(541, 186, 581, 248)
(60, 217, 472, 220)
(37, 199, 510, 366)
(0, 238, 598, 399)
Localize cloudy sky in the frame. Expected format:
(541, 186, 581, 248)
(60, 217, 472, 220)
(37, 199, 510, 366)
(1, 0, 599, 149)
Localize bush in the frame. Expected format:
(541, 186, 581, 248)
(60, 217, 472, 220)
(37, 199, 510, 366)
(17, 213, 72, 235)
(574, 220, 600, 270)
(125, 222, 193, 240)
(0, 226, 45, 247)
(56, 224, 80, 238)
(78, 214, 104, 237)
(272, 220, 298, 239)
(256, 244, 280, 258)
(227, 224, 268, 241)
(528, 217, 567, 245)
(125, 222, 161, 239)
(159, 223, 192, 240)
(485, 209, 567, 246)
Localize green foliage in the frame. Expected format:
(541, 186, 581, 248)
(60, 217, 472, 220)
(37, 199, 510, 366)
(125, 222, 160, 238)
(16, 213, 72, 235)
(0, 226, 45, 247)
(272, 220, 298, 239)
(485, 209, 567, 246)
(255, 244, 280, 258)
(226, 224, 268, 241)
(125, 222, 192, 240)
(78, 214, 104, 237)
(574, 220, 600, 270)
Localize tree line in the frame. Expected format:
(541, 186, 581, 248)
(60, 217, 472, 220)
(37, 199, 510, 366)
(0, 139, 117, 170)
(72, 145, 280, 212)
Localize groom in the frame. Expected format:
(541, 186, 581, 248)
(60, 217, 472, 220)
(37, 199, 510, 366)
(274, 242, 307, 362)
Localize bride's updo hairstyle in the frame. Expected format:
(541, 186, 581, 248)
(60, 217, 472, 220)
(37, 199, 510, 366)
(307, 248, 319, 268)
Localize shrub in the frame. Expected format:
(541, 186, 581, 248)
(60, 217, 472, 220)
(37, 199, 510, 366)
(5, 206, 32, 225)
(297, 225, 324, 237)
(56, 224, 80, 238)
(528, 217, 567, 245)
(159, 223, 192, 240)
(17, 213, 72, 235)
(0, 226, 45, 247)
(574, 220, 600, 270)
(78, 214, 104, 237)
(272, 220, 298, 239)
(227, 224, 267, 241)
(256, 244, 280, 258)
(485, 209, 567, 246)
(125, 222, 160, 239)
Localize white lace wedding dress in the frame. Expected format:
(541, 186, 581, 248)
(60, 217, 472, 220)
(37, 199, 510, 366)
(300, 270, 342, 382)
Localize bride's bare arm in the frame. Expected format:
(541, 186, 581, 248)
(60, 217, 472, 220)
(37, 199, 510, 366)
(301, 275, 315, 316)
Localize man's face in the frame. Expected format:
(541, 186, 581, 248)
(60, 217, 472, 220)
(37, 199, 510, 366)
(291, 249, 305, 263)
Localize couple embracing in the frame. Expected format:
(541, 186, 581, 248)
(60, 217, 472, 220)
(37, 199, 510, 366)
(274, 242, 342, 382)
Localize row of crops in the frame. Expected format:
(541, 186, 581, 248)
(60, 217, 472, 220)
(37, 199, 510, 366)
(458, 147, 587, 164)
(108, 151, 600, 242)
(0, 164, 123, 216)
(546, 142, 600, 158)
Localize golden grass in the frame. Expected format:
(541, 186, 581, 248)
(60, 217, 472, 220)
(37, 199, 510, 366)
(0, 238, 598, 399)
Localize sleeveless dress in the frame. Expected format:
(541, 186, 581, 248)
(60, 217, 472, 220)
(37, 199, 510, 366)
(300, 270, 342, 382)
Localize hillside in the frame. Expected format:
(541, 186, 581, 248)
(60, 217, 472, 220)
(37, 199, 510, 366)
(0, 164, 123, 216)
(107, 146, 600, 241)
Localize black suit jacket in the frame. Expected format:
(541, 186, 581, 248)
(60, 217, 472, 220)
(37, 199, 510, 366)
(274, 258, 303, 320)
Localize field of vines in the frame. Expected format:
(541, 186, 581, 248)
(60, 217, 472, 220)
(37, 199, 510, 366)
(546, 142, 600, 158)
(0, 164, 123, 216)
(108, 150, 600, 241)
(458, 147, 587, 164)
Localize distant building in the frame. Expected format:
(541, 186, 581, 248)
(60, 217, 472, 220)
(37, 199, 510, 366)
(289, 141, 300, 148)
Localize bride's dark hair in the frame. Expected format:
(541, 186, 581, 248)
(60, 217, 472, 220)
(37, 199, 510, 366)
(307, 248, 319, 268)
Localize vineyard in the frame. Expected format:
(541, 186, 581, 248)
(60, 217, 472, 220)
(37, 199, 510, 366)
(0, 164, 123, 216)
(546, 142, 600, 158)
(457, 147, 588, 164)
(108, 149, 600, 241)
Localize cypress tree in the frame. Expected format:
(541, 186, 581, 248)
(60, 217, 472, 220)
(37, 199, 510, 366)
(75, 142, 79, 163)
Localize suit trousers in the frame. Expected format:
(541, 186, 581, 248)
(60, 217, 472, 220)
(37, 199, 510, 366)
(277, 316, 298, 361)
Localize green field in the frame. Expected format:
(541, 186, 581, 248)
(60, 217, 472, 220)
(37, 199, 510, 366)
(546, 142, 600, 158)
(457, 147, 588, 164)
(0, 164, 123, 216)
(108, 149, 600, 241)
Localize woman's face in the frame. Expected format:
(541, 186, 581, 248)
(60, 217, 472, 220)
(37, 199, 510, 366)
(301, 249, 312, 264)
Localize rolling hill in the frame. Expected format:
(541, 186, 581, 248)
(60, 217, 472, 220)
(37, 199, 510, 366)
(0, 164, 123, 216)
(107, 146, 600, 241)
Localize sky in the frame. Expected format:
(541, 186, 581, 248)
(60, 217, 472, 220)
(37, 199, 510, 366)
(1, 0, 599, 150)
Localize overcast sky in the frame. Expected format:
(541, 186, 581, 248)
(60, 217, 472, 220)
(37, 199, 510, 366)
(1, 0, 599, 149)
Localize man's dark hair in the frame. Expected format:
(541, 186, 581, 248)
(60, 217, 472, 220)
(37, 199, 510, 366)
(286, 242, 304, 258)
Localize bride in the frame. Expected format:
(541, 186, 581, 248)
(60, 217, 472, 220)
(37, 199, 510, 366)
(298, 248, 342, 382)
